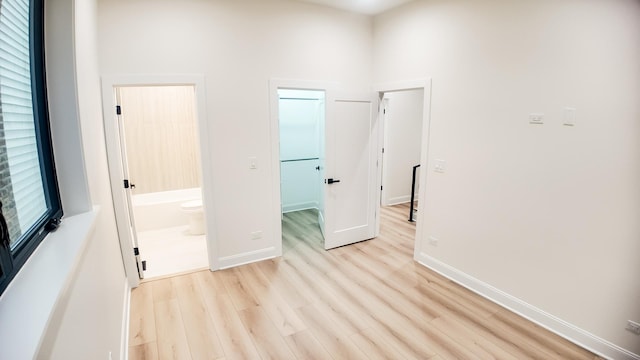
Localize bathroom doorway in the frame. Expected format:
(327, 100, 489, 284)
(278, 89, 326, 250)
(115, 85, 208, 280)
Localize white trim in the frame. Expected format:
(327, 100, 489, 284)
(373, 79, 428, 92)
(384, 195, 411, 206)
(100, 74, 218, 288)
(416, 252, 640, 360)
(218, 247, 278, 269)
(282, 202, 319, 214)
(120, 280, 131, 360)
(373, 78, 432, 261)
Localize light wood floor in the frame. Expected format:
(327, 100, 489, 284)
(128, 204, 603, 360)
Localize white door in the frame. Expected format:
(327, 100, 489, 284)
(323, 92, 379, 249)
(115, 89, 145, 279)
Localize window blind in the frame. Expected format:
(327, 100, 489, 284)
(0, 0, 47, 248)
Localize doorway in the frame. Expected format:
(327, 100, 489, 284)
(102, 75, 215, 287)
(115, 85, 208, 280)
(277, 89, 326, 249)
(380, 89, 425, 221)
(270, 80, 380, 254)
(375, 79, 432, 258)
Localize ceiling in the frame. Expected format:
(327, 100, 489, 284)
(293, 0, 416, 15)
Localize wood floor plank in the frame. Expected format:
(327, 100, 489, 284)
(295, 303, 369, 359)
(151, 278, 177, 303)
(404, 261, 503, 318)
(129, 205, 601, 360)
(195, 273, 261, 360)
(235, 263, 307, 336)
(173, 274, 226, 359)
(129, 282, 156, 346)
(431, 315, 519, 360)
(283, 330, 333, 360)
(491, 309, 596, 360)
(219, 267, 260, 311)
(129, 342, 159, 360)
(154, 299, 191, 360)
(349, 328, 412, 360)
(283, 254, 376, 333)
(254, 258, 312, 309)
(196, 267, 227, 295)
(237, 305, 297, 360)
(412, 283, 542, 359)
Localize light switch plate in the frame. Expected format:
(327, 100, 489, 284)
(434, 159, 446, 173)
(248, 156, 257, 169)
(564, 107, 576, 126)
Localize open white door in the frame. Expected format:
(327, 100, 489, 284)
(323, 92, 379, 249)
(115, 89, 145, 280)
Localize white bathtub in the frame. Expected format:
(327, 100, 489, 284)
(132, 188, 202, 232)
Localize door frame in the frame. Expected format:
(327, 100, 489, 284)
(373, 78, 432, 260)
(101, 74, 217, 288)
(269, 79, 337, 256)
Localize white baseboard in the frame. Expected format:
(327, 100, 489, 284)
(384, 195, 411, 206)
(416, 252, 640, 360)
(282, 202, 318, 213)
(218, 247, 277, 269)
(120, 279, 131, 360)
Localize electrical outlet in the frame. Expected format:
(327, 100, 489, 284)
(250, 231, 262, 240)
(428, 236, 439, 246)
(529, 113, 544, 125)
(626, 320, 640, 335)
(434, 159, 446, 173)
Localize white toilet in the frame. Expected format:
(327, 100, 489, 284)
(180, 199, 205, 235)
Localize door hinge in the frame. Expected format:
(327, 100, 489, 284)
(382, 147, 385, 153)
(134, 247, 146, 276)
(116, 105, 122, 115)
(383, 108, 386, 114)
(381, 186, 383, 190)
(124, 179, 129, 189)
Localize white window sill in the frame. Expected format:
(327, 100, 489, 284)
(0, 208, 99, 360)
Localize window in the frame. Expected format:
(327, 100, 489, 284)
(0, 0, 62, 295)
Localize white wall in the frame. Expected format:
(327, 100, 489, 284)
(39, 0, 129, 358)
(382, 89, 423, 205)
(97, 0, 372, 264)
(280, 160, 321, 212)
(374, 0, 640, 356)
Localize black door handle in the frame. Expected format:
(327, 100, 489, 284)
(326, 178, 341, 184)
(315, 166, 320, 171)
